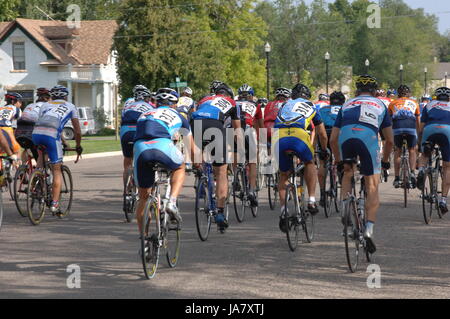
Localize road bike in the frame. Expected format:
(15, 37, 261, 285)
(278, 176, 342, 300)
(398, 137, 412, 208)
(342, 159, 373, 273)
(323, 153, 340, 218)
(13, 150, 34, 217)
(233, 161, 258, 222)
(0, 156, 14, 232)
(140, 164, 181, 279)
(421, 142, 443, 224)
(282, 151, 315, 252)
(123, 164, 138, 223)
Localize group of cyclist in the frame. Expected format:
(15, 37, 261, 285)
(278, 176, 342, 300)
(0, 86, 83, 216)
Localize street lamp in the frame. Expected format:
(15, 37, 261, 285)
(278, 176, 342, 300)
(399, 64, 404, 85)
(265, 42, 271, 99)
(365, 59, 370, 74)
(424, 67, 428, 94)
(325, 52, 330, 94)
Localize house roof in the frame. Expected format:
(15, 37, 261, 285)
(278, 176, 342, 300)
(0, 19, 118, 66)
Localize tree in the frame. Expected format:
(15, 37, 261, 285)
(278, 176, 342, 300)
(0, 0, 19, 21)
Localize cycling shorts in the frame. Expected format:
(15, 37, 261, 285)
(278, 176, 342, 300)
(233, 127, 257, 163)
(133, 138, 184, 188)
(273, 127, 314, 172)
(422, 124, 450, 162)
(1, 127, 21, 154)
(191, 118, 228, 167)
(120, 125, 136, 158)
(394, 133, 417, 149)
(32, 134, 63, 164)
(338, 125, 380, 176)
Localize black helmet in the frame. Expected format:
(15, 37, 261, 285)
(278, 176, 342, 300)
(275, 87, 291, 98)
(214, 83, 234, 98)
(355, 75, 378, 93)
(5, 92, 23, 104)
(318, 93, 330, 101)
(434, 87, 450, 101)
(397, 84, 411, 97)
(291, 83, 311, 100)
(330, 91, 346, 105)
(210, 80, 224, 93)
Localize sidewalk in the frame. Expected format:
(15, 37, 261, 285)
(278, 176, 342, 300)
(65, 151, 122, 162)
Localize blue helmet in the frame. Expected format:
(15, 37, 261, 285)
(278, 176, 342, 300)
(50, 85, 69, 98)
(238, 84, 255, 96)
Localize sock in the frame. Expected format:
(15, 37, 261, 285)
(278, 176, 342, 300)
(51, 200, 59, 206)
(309, 197, 316, 204)
(170, 197, 177, 205)
(280, 205, 286, 214)
(441, 197, 447, 204)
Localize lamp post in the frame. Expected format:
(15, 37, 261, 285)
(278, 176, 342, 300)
(365, 59, 370, 74)
(424, 67, 428, 94)
(265, 42, 271, 99)
(325, 52, 330, 94)
(399, 64, 404, 85)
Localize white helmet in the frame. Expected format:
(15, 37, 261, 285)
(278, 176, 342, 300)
(183, 87, 193, 95)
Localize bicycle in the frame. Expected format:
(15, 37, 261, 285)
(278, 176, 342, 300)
(123, 166, 138, 223)
(26, 146, 79, 226)
(398, 137, 412, 208)
(342, 159, 373, 273)
(232, 161, 258, 223)
(0, 153, 16, 202)
(13, 150, 34, 217)
(323, 153, 340, 218)
(140, 164, 181, 279)
(283, 151, 315, 252)
(421, 142, 443, 224)
(267, 169, 279, 211)
(0, 156, 14, 232)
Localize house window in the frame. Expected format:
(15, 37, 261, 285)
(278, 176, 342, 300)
(12, 42, 26, 70)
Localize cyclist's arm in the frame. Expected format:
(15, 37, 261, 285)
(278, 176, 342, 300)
(330, 127, 341, 163)
(71, 118, 82, 148)
(381, 126, 394, 163)
(417, 122, 426, 150)
(316, 123, 328, 152)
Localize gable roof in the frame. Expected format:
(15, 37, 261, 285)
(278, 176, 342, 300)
(0, 19, 118, 65)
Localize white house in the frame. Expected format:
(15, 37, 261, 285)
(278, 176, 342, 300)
(0, 18, 119, 127)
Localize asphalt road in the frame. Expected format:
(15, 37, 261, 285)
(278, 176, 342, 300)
(0, 156, 449, 299)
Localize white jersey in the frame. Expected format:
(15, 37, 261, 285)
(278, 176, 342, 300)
(20, 101, 45, 124)
(33, 100, 79, 138)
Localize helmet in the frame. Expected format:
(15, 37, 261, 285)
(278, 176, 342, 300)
(134, 88, 152, 101)
(291, 83, 311, 100)
(275, 87, 291, 98)
(318, 93, 330, 101)
(36, 87, 50, 97)
(397, 84, 411, 97)
(421, 94, 432, 101)
(214, 83, 234, 98)
(375, 89, 386, 97)
(50, 85, 69, 98)
(133, 85, 148, 94)
(210, 80, 223, 93)
(387, 89, 397, 96)
(434, 87, 450, 101)
(257, 98, 269, 107)
(156, 88, 179, 104)
(238, 84, 255, 96)
(5, 92, 23, 102)
(330, 91, 346, 105)
(355, 75, 378, 92)
(183, 87, 193, 96)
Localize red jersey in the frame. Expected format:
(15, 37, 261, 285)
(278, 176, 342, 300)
(237, 101, 262, 127)
(263, 100, 286, 137)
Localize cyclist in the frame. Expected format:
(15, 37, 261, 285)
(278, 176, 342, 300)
(15, 88, 51, 161)
(177, 87, 196, 120)
(417, 87, 450, 214)
(317, 91, 345, 207)
(330, 75, 394, 254)
(387, 89, 397, 101)
(376, 89, 391, 107)
(191, 82, 241, 231)
(419, 94, 432, 113)
(124, 85, 153, 108)
(134, 88, 195, 230)
(0, 93, 23, 157)
(315, 93, 330, 109)
(388, 85, 420, 189)
(32, 85, 83, 215)
(264, 88, 291, 153)
(274, 83, 329, 232)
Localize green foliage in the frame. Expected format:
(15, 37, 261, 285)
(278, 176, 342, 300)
(0, 0, 20, 21)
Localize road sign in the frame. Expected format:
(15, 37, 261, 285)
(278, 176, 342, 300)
(169, 82, 188, 88)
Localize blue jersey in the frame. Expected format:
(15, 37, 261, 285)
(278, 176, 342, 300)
(121, 101, 154, 126)
(334, 95, 391, 134)
(319, 104, 342, 128)
(421, 100, 450, 127)
(191, 95, 239, 122)
(274, 97, 322, 130)
(134, 106, 191, 141)
(34, 100, 79, 139)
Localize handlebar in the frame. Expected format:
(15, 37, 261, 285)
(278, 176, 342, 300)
(63, 148, 82, 164)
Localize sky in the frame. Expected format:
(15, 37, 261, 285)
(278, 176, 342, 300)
(303, 0, 450, 34)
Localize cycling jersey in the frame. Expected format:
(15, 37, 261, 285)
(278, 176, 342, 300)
(263, 100, 286, 138)
(275, 97, 323, 130)
(421, 100, 450, 126)
(378, 97, 392, 108)
(0, 104, 21, 127)
(192, 95, 239, 122)
(124, 98, 135, 108)
(236, 100, 262, 128)
(388, 97, 420, 137)
(33, 100, 79, 139)
(19, 102, 44, 124)
(315, 100, 330, 109)
(318, 104, 342, 129)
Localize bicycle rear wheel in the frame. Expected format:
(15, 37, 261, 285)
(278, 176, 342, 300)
(422, 172, 434, 224)
(233, 168, 246, 223)
(0, 193, 3, 231)
(195, 177, 211, 241)
(285, 184, 300, 252)
(27, 170, 47, 226)
(141, 199, 161, 279)
(267, 174, 278, 210)
(58, 165, 73, 218)
(324, 166, 331, 218)
(13, 165, 29, 217)
(165, 213, 181, 268)
(124, 169, 136, 223)
(401, 158, 409, 208)
(343, 199, 360, 273)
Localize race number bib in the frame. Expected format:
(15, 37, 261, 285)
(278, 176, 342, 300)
(359, 103, 379, 127)
(0, 109, 14, 120)
(178, 97, 194, 108)
(291, 102, 315, 119)
(153, 109, 182, 127)
(240, 102, 257, 117)
(330, 106, 340, 115)
(211, 97, 233, 114)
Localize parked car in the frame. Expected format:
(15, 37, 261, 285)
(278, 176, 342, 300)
(63, 107, 97, 140)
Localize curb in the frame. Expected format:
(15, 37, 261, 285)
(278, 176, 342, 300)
(65, 151, 122, 162)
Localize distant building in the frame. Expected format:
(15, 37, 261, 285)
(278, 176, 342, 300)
(0, 18, 119, 126)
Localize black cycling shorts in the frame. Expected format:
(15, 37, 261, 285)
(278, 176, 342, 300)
(191, 119, 228, 167)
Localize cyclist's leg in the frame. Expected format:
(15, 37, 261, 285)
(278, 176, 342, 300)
(407, 134, 418, 186)
(120, 128, 135, 187)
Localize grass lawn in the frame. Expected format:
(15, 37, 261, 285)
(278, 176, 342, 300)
(67, 136, 121, 155)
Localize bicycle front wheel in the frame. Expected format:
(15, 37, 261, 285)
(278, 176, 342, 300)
(124, 170, 136, 223)
(195, 177, 211, 241)
(267, 174, 278, 210)
(27, 170, 47, 226)
(165, 214, 181, 268)
(285, 184, 300, 252)
(58, 166, 73, 218)
(343, 199, 360, 273)
(233, 168, 246, 223)
(141, 199, 161, 279)
(324, 166, 331, 218)
(13, 165, 29, 217)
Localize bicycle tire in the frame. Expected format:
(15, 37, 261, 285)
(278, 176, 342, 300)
(343, 198, 360, 273)
(233, 168, 246, 223)
(422, 172, 433, 224)
(165, 214, 181, 268)
(285, 184, 300, 252)
(195, 177, 211, 241)
(323, 165, 331, 218)
(58, 165, 73, 218)
(27, 170, 47, 226)
(0, 193, 3, 231)
(124, 169, 136, 223)
(141, 199, 160, 279)
(267, 174, 277, 210)
(436, 160, 443, 219)
(402, 157, 409, 208)
(13, 165, 29, 217)
(7, 165, 15, 202)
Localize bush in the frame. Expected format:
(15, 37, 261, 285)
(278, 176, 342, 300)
(93, 106, 109, 131)
(95, 128, 116, 136)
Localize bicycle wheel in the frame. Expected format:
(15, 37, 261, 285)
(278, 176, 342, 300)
(267, 174, 278, 210)
(0, 193, 3, 231)
(165, 213, 181, 268)
(195, 177, 211, 241)
(285, 184, 300, 252)
(7, 165, 16, 202)
(436, 161, 443, 219)
(323, 165, 331, 218)
(58, 166, 73, 218)
(233, 168, 246, 223)
(401, 157, 409, 208)
(27, 170, 47, 226)
(124, 169, 136, 223)
(141, 199, 161, 279)
(13, 165, 29, 217)
(343, 198, 360, 273)
(422, 172, 433, 225)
